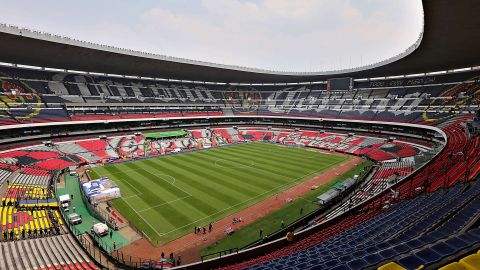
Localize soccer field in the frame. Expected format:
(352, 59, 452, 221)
(88, 142, 349, 245)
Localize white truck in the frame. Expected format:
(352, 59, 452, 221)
(68, 213, 82, 225)
(68, 166, 78, 176)
(59, 194, 71, 212)
(91, 223, 109, 237)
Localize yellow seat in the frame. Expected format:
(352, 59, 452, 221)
(378, 262, 407, 270)
(54, 211, 64, 225)
(33, 211, 40, 230)
(7, 207, 12, 225)
(439, 262, 468, 270)
(1, 207, 6, 227)
(460, 254, 480, 270)
(38, 211, 45, 229)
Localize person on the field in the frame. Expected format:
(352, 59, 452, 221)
(194, 226, 197, 234)
(203, 227, 206, 234)
(259, 229, 263, 238)
(208, 223, 213, 232)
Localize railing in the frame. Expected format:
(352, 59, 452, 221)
(201, 248, 239, 262)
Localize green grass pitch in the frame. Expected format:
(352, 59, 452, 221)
(87, 142, 349, 245)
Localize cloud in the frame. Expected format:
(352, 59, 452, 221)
(0, 0, 423, 72)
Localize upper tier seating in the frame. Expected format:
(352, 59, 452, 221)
(0, 66, 478, 126)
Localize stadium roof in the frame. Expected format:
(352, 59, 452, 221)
(0, 0, 478, 83)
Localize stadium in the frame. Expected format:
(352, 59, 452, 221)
(0, 0, 479, 269)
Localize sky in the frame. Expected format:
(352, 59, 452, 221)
(0, 0, 423, 72)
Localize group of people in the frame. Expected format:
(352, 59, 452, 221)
(160, 251, 181, 267)
(3, 226, 61, 241)
(2, 209, 62, 241)
(232, 217, 243, 224)
(194, 222, 213, 235)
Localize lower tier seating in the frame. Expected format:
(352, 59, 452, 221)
(220, 180, 480, 270)
(0, 234, 100, 270)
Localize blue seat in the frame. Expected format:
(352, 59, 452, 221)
(375, 242, 391, 250)
(415, 248, 442, 265)
(379, 248, 397, 260)
(398, 254, 424, 269)
(445, 236, 470, 250)
(430, 241, 456, 258)
(307, 258, 321, 266)
(468, 228, 480, 237)
(392, 243, 409, 254)
(428, 230, 447, 239)
(295, 262, 309, 269)
(308, 265, 323, 270)
(320, 254, 333, 261)
(351, 250, 367, 258)
(417, 234, 436, 244)
(323, 259, 340, 268)
(363, 253, 383, 265)
(388, 238, 403, 246)
(405, 238, 423, 249)
(338, 254, 354, 263)
(402, 230, 417, 239)
(330, 265, 350, 270)
(364, 245, 379, 254)
(273, 263, 285, 269)
(458, 231, 480, 245)
(347, 259, 369, 270)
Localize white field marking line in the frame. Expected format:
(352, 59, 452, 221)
(101, 172, 143, 195)
(154, 157, 348, 237)
(122, 194, 142, 200)
(214, 158, 255, 169)
(120, 196, 158, 242)
(136, 195, 193, 213)
(101, 167, 193, 197)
